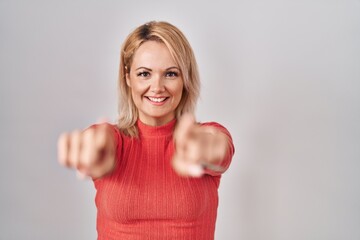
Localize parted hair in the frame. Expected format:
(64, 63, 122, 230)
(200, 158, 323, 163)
(117, 21, 200, 136)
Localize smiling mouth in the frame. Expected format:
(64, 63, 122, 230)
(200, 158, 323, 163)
(146, 97, 169, 103)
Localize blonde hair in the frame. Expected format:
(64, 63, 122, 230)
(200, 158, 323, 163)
(117, 21, 200, 136)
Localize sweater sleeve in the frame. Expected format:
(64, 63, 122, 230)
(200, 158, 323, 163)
(200, 122, 235, 177)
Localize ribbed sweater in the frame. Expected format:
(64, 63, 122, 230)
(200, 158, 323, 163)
(93, 119, 234, 240)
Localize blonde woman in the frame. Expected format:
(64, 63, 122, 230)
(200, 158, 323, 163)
(58, 21, 234, 240)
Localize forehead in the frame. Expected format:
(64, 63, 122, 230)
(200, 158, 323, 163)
(131, 41, 178, 69)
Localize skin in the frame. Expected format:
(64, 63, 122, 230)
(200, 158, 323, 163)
(172, 113, 229, 177)
(58, 122, 116, 179)
(126, 41, 183, 126)
(57, 41, 229, 179)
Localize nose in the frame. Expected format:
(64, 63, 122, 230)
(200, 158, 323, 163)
(150, 74, 165, 93)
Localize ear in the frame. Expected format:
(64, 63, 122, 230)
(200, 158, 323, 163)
(126, 73, 131, 87)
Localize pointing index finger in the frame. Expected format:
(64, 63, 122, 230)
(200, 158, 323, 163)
(175, 113, 196, 149)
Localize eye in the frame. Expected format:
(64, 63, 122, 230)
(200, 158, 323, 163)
(137, 71, 150, 78)
(166, 71, 179, 78)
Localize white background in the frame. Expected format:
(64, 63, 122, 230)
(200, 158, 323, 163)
(1, 0, 359, 239)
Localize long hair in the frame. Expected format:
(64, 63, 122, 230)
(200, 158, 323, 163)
(118, 21, 200, 136)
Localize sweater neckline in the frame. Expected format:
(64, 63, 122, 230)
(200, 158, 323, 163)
(137, 118, 177, 137)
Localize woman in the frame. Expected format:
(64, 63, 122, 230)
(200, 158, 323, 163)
(58, 21, 235, 240)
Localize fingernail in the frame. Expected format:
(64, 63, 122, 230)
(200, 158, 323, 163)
(188, 164, 204, 177)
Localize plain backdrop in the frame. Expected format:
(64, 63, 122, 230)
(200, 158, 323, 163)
(1, 0, 359, 239)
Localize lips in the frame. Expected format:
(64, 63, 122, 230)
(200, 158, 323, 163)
(146, 96, 169, 103)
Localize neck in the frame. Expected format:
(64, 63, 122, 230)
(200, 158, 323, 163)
(137, 118, 177, 137)
(138, 115, 175, 127)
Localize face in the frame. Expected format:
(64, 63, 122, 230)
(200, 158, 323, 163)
(126, 41, 184, 126)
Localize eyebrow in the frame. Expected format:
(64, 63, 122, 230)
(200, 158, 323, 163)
(135, 66, 180, 71)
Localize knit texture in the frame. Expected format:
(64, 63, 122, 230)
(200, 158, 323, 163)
(93, 119, 234, 240)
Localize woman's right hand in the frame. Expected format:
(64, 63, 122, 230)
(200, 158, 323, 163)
(57, 123, 117, 179)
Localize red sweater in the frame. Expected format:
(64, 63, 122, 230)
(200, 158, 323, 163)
(93, 119, 234, 240)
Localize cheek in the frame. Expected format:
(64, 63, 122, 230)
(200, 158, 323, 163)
(167, 86, 182, 101)
(131, 82, 149, 98)
(130, 87, 144, 108)
(174, 82, 184, 100)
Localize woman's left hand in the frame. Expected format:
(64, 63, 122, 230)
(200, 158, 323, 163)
(172, 114, 229, 177)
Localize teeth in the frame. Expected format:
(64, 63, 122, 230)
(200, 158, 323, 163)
(148, 97, 167, 102)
